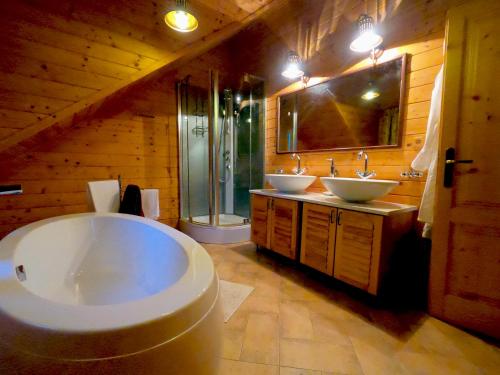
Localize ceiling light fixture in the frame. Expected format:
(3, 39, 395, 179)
(165, 0, 198, 33)
(361, 90, 380, 101)
(281, 51, 304, 80)
(350, 14, 383, 52)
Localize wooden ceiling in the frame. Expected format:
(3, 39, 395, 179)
(0, 0, 278, 153)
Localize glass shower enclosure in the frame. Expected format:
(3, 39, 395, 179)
(178, 71, 264, 232)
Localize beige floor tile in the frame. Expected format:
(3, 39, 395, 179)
(397, 351, 483, 375)
(279, 366, 321, 375)
(400, 317, 465, 357)
(309, 311, 351, 345)
(241, 313, 280, 365)
(240, 294, 280, 314)
(219, 359, 279, 375)
(225, 309, 250, 331)
(280, 301, 315, 340)
(280, 339, 363, 374)
(428, 317, 500, 370)
(350, 337, 407, 375)
(205, 243, 499, 375)
(222, 326, 244, 360)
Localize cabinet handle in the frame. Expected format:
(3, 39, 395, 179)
(330, 210, 335, 224)
(337, 211, 342, 226)
(271, 199, 274, 210)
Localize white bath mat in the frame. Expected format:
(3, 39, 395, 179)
(219, 280, 254, 322)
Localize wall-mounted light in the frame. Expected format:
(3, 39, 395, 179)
(350, 14, 383, 53)
(281, 51, 304, 80)
(165, 0, 198, 33)
(361, 90, 380, 101)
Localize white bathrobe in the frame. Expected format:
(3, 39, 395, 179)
(411, 66, 444, 238)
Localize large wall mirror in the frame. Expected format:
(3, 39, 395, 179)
(277, 55, 407, 153)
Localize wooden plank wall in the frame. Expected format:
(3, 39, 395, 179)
(0, 46, 231, 239)
(266, 36, 444, 207)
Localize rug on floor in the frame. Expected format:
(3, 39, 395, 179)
(219, 280, 254, 322)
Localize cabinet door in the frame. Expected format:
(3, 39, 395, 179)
(251, 194, 270, 248)
(300, 203, 337, 275)
(270, 198, 299, 259)
(334, 210, 383, 292)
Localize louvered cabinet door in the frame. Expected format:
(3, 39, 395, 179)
(300, 203, 337, 275)
(250, 194, 270, 248)
(333, 210, 383, 292)
(270, 198, 299, 259)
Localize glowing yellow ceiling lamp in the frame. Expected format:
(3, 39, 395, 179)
(165, 0, 198, 33)
(361, 90, 380, 101)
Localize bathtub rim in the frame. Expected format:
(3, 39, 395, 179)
(0, 213, 216, 334)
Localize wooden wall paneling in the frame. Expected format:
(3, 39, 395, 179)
(0, 0, 279, 155)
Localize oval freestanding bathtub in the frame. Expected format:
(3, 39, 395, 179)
(0, 213, 222, 374)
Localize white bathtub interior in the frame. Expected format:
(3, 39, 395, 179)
(13, 216, 189, 306)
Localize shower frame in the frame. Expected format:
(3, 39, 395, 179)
(177, 69, 266, 228)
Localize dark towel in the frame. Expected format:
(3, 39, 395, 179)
(119, 184, 144, 216)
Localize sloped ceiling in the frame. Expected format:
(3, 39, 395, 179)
(0, 0, 278, 153)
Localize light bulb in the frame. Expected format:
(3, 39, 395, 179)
(165, 2, 198, 33)
(361, 90, 380, 101)
(350, 14, 383, 52)
(174, 11, 190, 30)
(281, 51, 304, 79)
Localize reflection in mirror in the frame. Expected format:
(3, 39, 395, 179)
(277, 55, 407, 153)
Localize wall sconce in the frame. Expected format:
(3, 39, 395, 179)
(165, 0, 198, 33)
(350, 14, 383, 53)
(281, 51, 304, 80)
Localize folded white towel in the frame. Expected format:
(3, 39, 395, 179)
(87, 180, 120, 213)
(141, 189, 160, 220)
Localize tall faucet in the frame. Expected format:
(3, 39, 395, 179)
(356, 150, 376, 179)
(326, 157, 336, 177)
(291, 153, 306, 175)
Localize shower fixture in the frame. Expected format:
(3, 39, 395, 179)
(165, 0, 198, 33)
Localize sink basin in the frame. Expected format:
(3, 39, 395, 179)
(266, 174, 316, 193)
(320, 177, 399, 202)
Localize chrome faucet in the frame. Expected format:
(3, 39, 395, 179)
(291, 153, 306, 175)
(356, 150, 376, 179)
(326, 157, 337, 177)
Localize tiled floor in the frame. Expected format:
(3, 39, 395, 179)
(203, 242, 500, 375)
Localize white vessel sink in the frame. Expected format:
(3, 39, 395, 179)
(320, 177, 399, 202)
(266, 174, 316, 193)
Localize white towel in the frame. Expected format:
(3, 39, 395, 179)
(411, 66, 444, 238)
(87, 180, 120, 213)
(141, 189, 160, 220)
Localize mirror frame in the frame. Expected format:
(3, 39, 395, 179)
(276, 54, 408, 154)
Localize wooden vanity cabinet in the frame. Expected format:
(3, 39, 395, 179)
(300, 203, 337, 275)
(333, 210, 383, 293)
(333, 209, 414, 294)
(251, 193, 415, 295)
(250, 194, 299, 259)
(250, 194, 271, 248)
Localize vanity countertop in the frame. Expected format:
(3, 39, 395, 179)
(249, 189, 418, 216)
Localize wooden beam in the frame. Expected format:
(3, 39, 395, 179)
(0, 0, 282, 154)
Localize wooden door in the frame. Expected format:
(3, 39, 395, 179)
(250, 194, 270, 248)
(334, 210, 383, 292)
(270, 198, 299, 259)
(429, 0, 500, 338)
(300, 203, 337, 275)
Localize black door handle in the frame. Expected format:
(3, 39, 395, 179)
(444, 147, 473, 187)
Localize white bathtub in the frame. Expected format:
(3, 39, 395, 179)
(0, 213, 222, 374)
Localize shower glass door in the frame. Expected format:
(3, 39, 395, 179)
(179, 71, 264, 227)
